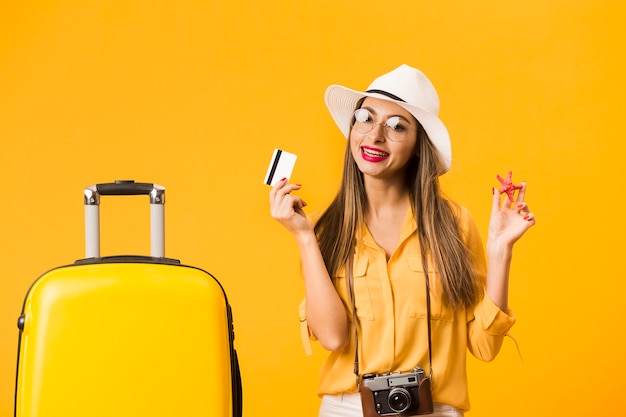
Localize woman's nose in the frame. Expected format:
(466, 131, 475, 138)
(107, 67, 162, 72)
(367, 122, 386, 142)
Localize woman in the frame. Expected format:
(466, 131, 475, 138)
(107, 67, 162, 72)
(269, 64, 535, 417)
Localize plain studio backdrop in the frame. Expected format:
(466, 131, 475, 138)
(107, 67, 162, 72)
(1, 1, 624, 416)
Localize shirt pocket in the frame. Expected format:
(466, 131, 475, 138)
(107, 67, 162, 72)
(407, 255, 455, 322)
(336, 256, 374, 321)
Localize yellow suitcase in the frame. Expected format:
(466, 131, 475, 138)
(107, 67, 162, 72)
(14, 181, 242, 417)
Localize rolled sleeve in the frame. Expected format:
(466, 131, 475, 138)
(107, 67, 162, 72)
(467, 294, 516, 361)
(299, 299, 316, 356)
(475, 294, 516, 335)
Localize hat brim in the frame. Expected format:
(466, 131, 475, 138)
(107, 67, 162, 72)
(324, 84, 452, 174)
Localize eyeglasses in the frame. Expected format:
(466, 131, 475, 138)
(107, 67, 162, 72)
(351, 108, 415, 141)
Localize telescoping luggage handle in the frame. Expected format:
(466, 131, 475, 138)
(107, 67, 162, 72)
(83, 180, 165, 258)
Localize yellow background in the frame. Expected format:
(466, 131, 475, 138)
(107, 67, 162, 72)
(1, 1, 624, 416)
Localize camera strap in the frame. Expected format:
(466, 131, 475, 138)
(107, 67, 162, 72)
(347, 250, 434, 390)
(420, 247, 434, 382)
(347, 254, 360, 388)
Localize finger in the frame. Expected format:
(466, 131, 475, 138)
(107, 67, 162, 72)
(270, 180, 301, 203)
(272, 194, 296, 219)
(514, 182, 527, 206)
(276, 179, 301, 194)
(294, 202, 307, 217)
(514, 202, 528, 214)
(275, 194, 306, 218)
(270, 182, 295, 216)
(295, 198, 308, 209)
(269, 177, 288, 201)
(491, 187, 503, 215)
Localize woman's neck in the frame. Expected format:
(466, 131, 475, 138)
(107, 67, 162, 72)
(363, 176, 410, 217)
(362, 179, 411, 259)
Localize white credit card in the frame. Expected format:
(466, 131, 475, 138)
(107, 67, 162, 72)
(264, 149, 297, 186)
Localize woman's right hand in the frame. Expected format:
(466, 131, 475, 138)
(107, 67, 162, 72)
(269, 178, 312, 237)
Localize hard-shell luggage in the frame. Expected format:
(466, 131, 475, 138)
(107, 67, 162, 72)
(14, 180, 242, 417)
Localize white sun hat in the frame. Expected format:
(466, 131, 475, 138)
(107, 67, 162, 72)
(324, 64, 452, 174)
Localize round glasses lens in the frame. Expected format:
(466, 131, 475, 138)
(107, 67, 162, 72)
(385, 116, 405, 141)
(354, 108, 370, 123)
(352, 109, 372, 134)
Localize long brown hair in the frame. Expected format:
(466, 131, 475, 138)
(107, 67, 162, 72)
(314, 110, 482, 310)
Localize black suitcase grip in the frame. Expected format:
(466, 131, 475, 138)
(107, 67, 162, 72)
(96, 180, 156, 196)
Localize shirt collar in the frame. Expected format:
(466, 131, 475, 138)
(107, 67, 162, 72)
(361, 208, 417, 249)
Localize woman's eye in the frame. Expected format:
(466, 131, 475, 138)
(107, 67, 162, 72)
(354, 109, 372, 123)
(386, 117, 407, 132)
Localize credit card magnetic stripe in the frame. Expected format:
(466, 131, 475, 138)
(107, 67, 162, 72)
(265, 149, 283, 185)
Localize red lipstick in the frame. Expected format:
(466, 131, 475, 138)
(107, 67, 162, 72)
(361, 146, 389, 162)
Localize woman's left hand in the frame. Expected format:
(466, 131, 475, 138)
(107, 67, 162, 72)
(488, 182, 536, 250)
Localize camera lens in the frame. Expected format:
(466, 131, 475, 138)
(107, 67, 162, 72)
(388, 387, 412, 413)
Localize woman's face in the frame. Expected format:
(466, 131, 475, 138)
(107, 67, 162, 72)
(349, 97, 419, 182)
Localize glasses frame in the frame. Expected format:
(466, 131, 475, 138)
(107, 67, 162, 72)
(350, 108, 416, 142)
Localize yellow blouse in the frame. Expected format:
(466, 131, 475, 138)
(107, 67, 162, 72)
(299, 206, 515, 411)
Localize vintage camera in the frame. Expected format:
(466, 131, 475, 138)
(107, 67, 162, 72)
(361, 367, 432, 416)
